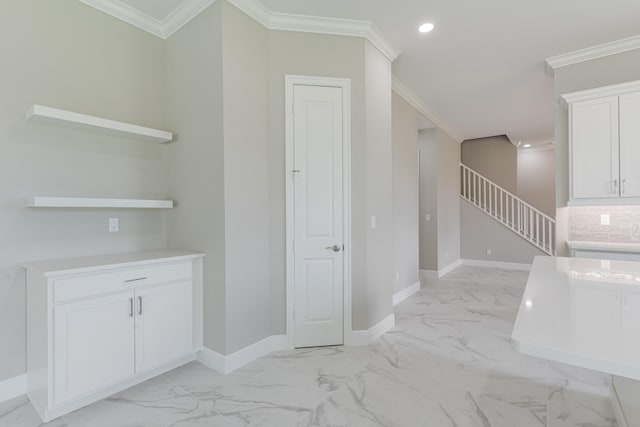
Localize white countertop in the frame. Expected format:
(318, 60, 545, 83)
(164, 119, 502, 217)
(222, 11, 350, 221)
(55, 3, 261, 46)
(567, 240, 640, 253)
(22, 249, 204, 277)
(512, 256, 640, 381)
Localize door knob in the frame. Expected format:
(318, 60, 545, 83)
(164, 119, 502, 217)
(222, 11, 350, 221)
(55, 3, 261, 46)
(325, 244, 341, 252)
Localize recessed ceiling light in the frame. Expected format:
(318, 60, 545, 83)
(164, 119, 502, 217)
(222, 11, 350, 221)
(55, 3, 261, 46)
(419, 23, 434, 33)
(523, 144, 532, 148)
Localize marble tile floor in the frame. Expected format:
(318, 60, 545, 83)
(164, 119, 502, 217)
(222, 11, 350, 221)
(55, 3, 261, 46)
(0, 265, 616, 427)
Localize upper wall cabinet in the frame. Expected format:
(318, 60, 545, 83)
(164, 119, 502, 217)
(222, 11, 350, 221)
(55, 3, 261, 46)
(564, 81, 640, 204)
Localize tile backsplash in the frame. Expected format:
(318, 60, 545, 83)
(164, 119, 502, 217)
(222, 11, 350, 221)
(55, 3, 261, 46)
(570, 205, 640, 243)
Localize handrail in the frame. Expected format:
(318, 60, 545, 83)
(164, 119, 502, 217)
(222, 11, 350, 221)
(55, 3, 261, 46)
(460, 163, 556, 256)
(460, 163, 554, 224)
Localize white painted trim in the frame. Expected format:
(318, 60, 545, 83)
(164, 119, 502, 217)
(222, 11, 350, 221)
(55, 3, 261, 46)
(82, 0, 400, 61)
(0, 374, 26, 404)
(392, 77, 464, 143)
(162, 0, 217, 38)
(393, 282, 421, 306)
(419, 269, 439, 284)
(79, 0, 215, 39)
(350, 314, 395, 346)
(611, 382, 630, 427)
(546, 35, 640, 70)
(227, 0, 399, 61)
(197, 335, 289, 375)
(438, 260, 462, 278)
(561, 79, 640, 105)
(461, 259, 532, 271)
(284, 75, 352, 349)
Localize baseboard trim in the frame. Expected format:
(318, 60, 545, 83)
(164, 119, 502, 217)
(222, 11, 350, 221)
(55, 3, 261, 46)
(197, 334, 289, 375)
(0, 374, 27, 404)
(350, 313, 395, 346)
(419, 269, 438, 284)
(438, 260, 462, 277)
(611, 382, 629, 427)
(393, 282, 421, 306)
(461, 259, 532, 271)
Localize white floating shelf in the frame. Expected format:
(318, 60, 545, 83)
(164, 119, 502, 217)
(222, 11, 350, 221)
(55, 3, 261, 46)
(27, 197, 174, 209)
(26, 105, 173, 143)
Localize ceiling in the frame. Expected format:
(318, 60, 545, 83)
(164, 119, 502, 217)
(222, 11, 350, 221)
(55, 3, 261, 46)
(86, 0, 640, 146)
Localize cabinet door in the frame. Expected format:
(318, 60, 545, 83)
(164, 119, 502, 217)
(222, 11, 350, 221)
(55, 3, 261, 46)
(570, 96, 619, 199)
(622, 293, 640, 363)
(135, 281, 193, 372)
(619, 91, 640, 198)
(54, 293, 135, 404)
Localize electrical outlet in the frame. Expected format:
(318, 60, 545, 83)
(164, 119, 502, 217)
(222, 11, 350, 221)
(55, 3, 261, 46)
(108, 217, 119, 233)
(600, 214, 610, 226)
(486, 248, 492, 255)
(371, 216, 377, 229)
(425, 214, 431, 222)
(395, 273, 400, 283)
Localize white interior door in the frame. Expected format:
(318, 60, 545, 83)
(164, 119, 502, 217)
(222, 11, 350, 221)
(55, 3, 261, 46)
(292, 84, 344, 348)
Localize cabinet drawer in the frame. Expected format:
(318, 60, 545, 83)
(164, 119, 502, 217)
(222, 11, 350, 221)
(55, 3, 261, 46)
(53, 262, 192, 303)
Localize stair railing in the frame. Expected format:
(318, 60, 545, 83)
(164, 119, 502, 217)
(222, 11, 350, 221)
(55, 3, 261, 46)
(460, 163, 556, 256)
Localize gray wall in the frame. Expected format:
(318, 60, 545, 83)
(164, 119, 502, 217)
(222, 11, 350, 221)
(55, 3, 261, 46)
(437, 130, 461, 270)
(553, 49, 640, 255)
(462, 135, 517, 194)
(364, 41, 394, 327)
(167, 1, 271, 355)
(460, 202, 546, 263)
(166, 1, 226, 354)
(418, 129, 438, 271)
(392, 93, 419, 293)
(0, 0, 169, 382)
(221, 1, 271, 354)
(517, 147, 556, 217)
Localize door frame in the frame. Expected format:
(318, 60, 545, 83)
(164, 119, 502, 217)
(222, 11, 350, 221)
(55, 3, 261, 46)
(284, 75, 352, 349)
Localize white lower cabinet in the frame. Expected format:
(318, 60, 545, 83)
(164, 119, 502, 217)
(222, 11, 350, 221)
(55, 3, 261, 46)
(24, 250, 204, 422)
(54, 292, 136, 405)
(135, 281, 193, 373)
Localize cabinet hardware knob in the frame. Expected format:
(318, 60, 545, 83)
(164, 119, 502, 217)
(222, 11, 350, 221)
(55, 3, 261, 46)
(129, 298, 134, 317)
(138, 296, 143, 315)
(124, 277, 146, 283)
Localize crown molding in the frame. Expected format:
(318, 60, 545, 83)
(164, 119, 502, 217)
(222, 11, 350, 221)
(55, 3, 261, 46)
(79, 0, 215, 39)
(225, 0, 271, 27)
(81, 0, 400, 60)
(163, 0, 217, 38)
(546, 34, 640, 71)
(392, 77, 463, 143)
(79, 0, 165, 37)
(561, 79, 640, 106)
(227, 0, 400, 61)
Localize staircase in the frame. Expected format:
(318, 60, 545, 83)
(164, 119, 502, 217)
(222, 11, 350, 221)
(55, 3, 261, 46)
(460, 163, 556, 256)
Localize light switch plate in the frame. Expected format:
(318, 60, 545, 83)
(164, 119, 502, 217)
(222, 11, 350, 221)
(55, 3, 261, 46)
(425, 214, 431, 222)
(600, 214, 610, 226)
(371, 216, 377, 229)
(108, 217, 119, 233)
